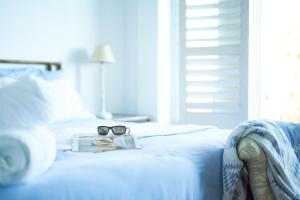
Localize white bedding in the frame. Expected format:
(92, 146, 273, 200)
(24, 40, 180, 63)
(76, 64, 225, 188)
(1, 118, 231, 200)
(47, 118, 217, 150)
(0, 66, 232, 200)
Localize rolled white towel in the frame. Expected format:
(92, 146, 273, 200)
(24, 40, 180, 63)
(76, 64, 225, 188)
(0, 126, 56, 185)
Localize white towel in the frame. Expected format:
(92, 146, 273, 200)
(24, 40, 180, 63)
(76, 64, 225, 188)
(0, 126, 56, 185)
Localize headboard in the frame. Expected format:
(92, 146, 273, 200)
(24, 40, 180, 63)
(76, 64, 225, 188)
(0, 59, 62, 71)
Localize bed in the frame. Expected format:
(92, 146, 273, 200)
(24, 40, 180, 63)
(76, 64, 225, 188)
(0, 59, 231, 200)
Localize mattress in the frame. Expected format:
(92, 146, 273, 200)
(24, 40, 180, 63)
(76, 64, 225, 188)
(0, 119, 230, 200)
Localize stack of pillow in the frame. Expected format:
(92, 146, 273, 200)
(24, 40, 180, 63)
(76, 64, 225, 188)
(0, 67, 93, 185)
(0, 67, 93, 127)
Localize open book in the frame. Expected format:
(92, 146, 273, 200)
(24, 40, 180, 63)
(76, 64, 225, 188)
(72, 134, 140, 153)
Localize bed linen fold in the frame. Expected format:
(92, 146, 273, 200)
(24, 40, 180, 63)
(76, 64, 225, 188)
(223, 120, 300, 200)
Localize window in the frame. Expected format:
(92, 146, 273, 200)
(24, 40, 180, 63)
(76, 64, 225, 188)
(259, 0, 300, 121)
(178, 0, 248, 128)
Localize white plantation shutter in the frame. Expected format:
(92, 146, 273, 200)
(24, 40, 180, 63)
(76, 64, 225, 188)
(178, 0, 248, 128)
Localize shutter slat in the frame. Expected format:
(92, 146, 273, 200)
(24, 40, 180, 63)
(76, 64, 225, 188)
(186, 13, 240, 20)
(187, 88, 239, 93)
(186, 69, 239, 77)
(187, 79, 240, 88)
(186, 30, 240, 40)
(186, 37, 240, 43)
(187, 55, 240, 62)
(186, 8, 240, 19)
(187, 102, 240, 111)
(186, 108, 239, 113)
(186, 18, 240, 29)
(186, 40, 240, 48)
(186, 0, 240, 5)
(187, 46, 240, 55)
(187, 24, 240, 31)
(187, 58, 240, 65)
(186, 65, 239, 71)
(186, 0, 240, 10)
(187, 91, 240, 99)
(186, 98, 239, 104)
(186, 18, 240, 26)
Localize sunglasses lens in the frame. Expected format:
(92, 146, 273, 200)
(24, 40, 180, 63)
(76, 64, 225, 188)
(98, 126, 109, 135)
(112, 126, 126, 135)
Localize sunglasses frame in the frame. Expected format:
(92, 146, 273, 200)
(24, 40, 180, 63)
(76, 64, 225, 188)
(97, 125, 130, 136)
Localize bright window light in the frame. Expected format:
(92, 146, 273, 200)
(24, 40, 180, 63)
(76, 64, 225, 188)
(157, 0, 171, 124)
(259, 0, 300, 121)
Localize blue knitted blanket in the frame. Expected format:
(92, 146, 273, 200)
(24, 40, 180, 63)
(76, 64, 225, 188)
(223, 120, 300, 200)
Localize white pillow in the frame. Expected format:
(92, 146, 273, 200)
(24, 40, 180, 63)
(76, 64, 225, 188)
(0, 77, 54, 128)
(31, 76, 94, 122)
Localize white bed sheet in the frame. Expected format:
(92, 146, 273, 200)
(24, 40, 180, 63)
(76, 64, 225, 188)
(0, 118, 230, 200)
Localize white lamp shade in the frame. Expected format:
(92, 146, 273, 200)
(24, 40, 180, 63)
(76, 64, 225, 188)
(90, 44, 115, 64)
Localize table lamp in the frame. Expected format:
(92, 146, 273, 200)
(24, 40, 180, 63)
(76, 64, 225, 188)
(90, 44, 115, 119)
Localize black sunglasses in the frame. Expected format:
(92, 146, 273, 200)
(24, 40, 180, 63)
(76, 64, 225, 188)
(97, 126, 130, 136)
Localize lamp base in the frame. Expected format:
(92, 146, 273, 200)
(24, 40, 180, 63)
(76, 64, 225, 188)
(98, 112, 112, 120)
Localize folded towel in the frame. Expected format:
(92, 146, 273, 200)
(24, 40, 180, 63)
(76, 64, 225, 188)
(0, 126, 56, 185)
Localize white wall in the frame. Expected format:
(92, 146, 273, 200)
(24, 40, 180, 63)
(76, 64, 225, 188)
(124, 0, 159, 121)
(0, 0, 126, 115)
(124, 0, 139, 115)
(0, 0, 161, 120)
